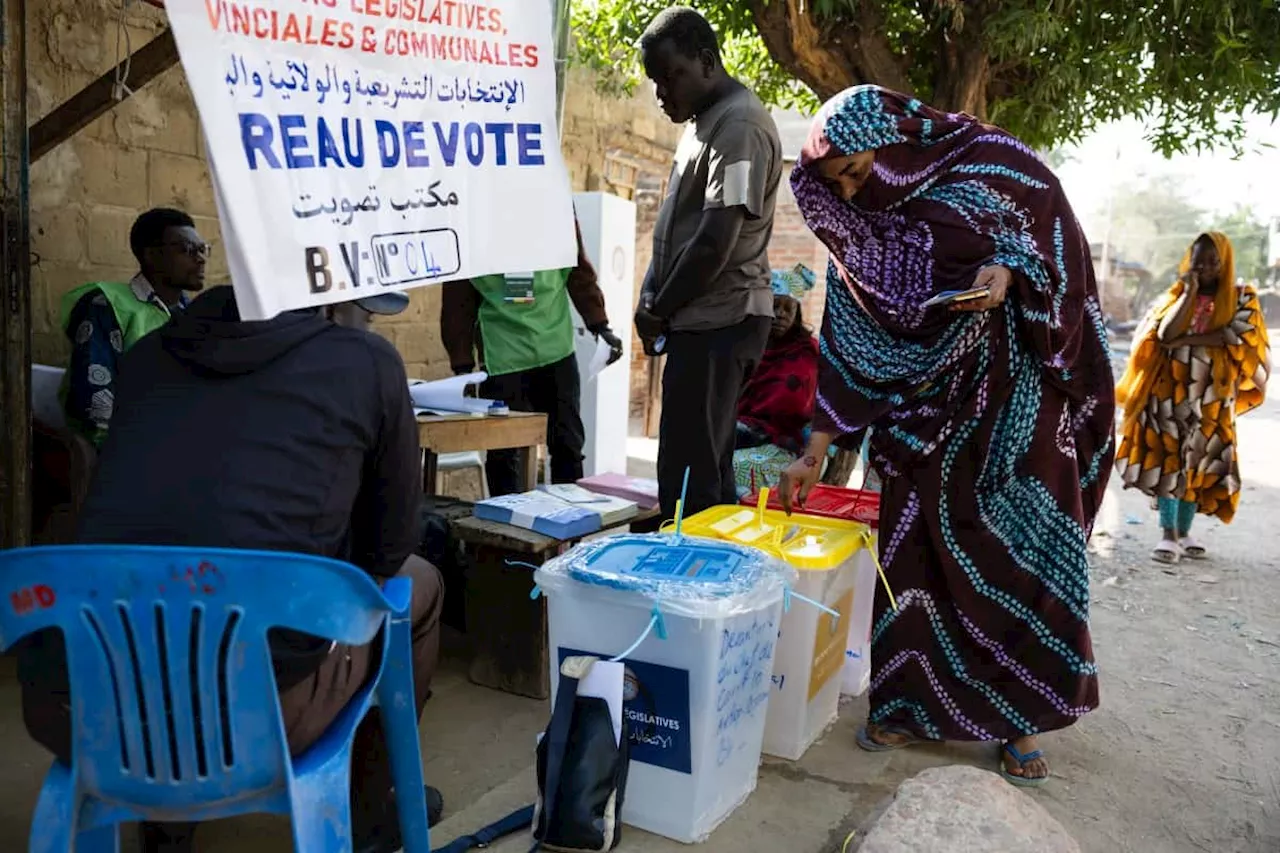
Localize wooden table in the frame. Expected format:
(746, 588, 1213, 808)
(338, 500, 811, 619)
(417, 412, 547, 496)
(450, 508, 660, 699)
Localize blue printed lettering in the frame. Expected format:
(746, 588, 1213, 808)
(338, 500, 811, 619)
(315, 118, 343, 168)
(517, 123, 544, 165)
(239, 113, 280, 170)
(237, 114, 552, 172)
(279, 115, 315, 169)
(464, 122, 484, 166)
(561, 647, 690, 775)
(402, 121, 430, 167)
(342, 119, 366, 167)
(486, 122, 513, 165)
(434, 122, 460, 166)
(376, 120, 401, 167)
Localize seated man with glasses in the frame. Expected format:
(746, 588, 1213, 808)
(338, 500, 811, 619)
(60, 207, 209, 445)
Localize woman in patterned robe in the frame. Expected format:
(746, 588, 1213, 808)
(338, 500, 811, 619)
(1115, 232, 1270, 564)
(777, 86, 1115, 786)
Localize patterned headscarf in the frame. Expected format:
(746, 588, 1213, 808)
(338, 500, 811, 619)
(790, 85, 1110, 439)
(770, 264, 816, 299)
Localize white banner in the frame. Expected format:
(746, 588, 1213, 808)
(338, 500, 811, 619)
(167, 1, 576, 320)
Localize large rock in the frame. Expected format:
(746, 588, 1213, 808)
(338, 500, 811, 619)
(851, 765, 1080, 853)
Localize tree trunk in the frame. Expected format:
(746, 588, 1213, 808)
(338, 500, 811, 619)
(746, 0, 992, 117)
(748, 0, 914, 101)
(931, 22, 991, 117)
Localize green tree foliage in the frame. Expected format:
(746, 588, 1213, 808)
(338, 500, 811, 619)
(1107, 174, 1206, 285)
(1102, 176, 1272, 314)
(1209, 205, 1272, 281)
(572, 0, 1280, 154)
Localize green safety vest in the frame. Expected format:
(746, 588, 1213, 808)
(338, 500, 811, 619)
(58, 281, 174, 444)
(472, 268, 575, 376)
(60, 281, 173, 349)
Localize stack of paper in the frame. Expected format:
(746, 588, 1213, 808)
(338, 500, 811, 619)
(474, 491, 602, 540)
(539, 483, 639, 526)
(409, 372, 503, 416)
(577, 473, 660, 511)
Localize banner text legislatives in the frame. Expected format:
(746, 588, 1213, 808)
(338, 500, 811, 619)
(209, 3, 541, 63)
(299, 0, 505, 28)
(239, 114, 546, 170)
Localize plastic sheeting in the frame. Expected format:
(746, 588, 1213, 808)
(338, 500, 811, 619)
(535, 533, 795, 619)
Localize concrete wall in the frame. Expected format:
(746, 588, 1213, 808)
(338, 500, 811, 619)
(25, 1, 685, 385)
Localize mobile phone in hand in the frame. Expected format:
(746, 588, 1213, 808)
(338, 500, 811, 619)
(922, 287, 991, 309)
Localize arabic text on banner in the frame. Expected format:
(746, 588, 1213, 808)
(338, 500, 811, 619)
(167, 1, 577, 320)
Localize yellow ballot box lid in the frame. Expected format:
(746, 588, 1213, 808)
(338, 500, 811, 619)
(674, 489, 871, 571)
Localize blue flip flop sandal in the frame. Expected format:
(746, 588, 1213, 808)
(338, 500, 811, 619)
(1000, 742, 1050, 787)
(856, 725, 919, 752)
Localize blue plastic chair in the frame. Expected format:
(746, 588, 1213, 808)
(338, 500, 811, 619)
(0, 545, 431, 853)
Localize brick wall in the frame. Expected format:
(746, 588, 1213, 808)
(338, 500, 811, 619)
(28, 3, 223, 368)
(772, 163, 829, 332)
(25, 3, 682, 386)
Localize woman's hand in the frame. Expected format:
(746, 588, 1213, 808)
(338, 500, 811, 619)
(779, 431, 832, 514)
(1164, 330, 1228, 349)
(1158, 272, 1201, 343)
(952, 265, 1013, 313)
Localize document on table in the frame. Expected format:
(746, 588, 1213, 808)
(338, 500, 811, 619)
(409, 372, 497, 415)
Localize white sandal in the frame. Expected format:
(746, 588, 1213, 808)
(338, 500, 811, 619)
(1152, 539, 1182, 564)
(1180, 537, 1207, 559)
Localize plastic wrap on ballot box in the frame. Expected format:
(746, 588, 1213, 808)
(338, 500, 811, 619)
(675, 498, 876, 760)
(738, 486, 881, 699)
(535, 534, 795, 844)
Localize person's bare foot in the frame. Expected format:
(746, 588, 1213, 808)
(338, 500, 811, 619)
(1001, 735, 1050, 781)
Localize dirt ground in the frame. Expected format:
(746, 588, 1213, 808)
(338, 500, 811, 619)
(1034, 339, 1280, 852)
(0, 340, 1277, 851)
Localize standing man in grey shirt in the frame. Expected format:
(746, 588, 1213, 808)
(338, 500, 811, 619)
(634, 6, 783, 517)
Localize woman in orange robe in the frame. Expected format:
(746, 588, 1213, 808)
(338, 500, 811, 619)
(1115, 232, 1270, 563)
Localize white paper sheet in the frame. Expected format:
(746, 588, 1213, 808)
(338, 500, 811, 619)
(541, 484, 612, 505)
(577, 660, 625, 747)
(408, 372, 499, 414)
(582, 336, 614, 383)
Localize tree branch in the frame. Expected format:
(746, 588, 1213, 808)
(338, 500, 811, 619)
(747, 0, 913, 101)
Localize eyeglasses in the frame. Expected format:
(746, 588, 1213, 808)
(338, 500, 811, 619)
(161, 241, 212, 261)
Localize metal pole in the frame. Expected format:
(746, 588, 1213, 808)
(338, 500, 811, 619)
(551, 0, 570, 130)
(0, 0, 32, 548)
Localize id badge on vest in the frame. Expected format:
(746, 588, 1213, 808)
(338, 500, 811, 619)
(502, 273, 536, 304)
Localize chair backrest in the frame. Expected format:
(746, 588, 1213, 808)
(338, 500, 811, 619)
(0, 545, 391, 810)
(31, 364, 67, 430)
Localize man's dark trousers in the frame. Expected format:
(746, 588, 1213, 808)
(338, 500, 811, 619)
(480, 354, 587, 496)
(657, 315, 771, 518)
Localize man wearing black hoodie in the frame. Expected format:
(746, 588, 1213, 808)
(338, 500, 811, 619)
(17, 285, 442, 853)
